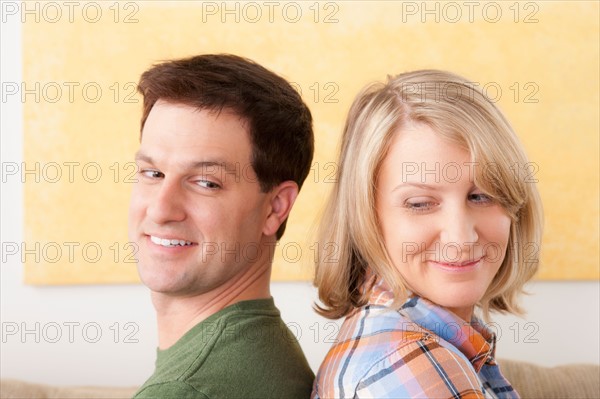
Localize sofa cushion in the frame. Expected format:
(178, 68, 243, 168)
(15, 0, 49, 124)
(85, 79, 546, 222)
(0, 379, 137, 399)
(1, 360, 599, 398)
(499, 359, 600, 399)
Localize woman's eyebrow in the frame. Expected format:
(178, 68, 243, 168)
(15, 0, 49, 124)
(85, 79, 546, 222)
(391, 182, 437, 193)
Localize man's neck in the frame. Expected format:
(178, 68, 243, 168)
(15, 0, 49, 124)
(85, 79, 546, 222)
(151, 258, 272, 350)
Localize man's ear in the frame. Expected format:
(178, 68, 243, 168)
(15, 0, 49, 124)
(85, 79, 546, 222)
(263, 181, 299, 237)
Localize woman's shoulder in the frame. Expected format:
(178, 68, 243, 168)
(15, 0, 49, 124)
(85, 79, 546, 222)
(340, 304, 429, 347)
(315, 305, 432, 382)
(313, 304, 483, 399)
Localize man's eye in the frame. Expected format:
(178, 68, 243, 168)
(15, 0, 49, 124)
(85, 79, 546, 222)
(140, 169, 164, 179)
(196, 180, 221, 190)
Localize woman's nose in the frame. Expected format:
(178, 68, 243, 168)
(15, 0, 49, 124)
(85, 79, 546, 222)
(439, 206, 479, 254)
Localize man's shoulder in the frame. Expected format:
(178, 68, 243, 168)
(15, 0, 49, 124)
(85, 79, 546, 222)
(184, 298, 297, 350)
(133, 380, 210, 399)
(140, 299, 314, 398)
(175, 300, 314, 398)
(201, 302, 311, 371)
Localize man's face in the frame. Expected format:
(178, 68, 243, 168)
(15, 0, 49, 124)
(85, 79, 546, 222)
(128, 100, 273, 296)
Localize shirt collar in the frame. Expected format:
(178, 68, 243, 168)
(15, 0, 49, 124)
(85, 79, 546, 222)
(368, 279, 497, 372)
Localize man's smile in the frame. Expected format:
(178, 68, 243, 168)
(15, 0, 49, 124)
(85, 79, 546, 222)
(149, 235, 196, 247)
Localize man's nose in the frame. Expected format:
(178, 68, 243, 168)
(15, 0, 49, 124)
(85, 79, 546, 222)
(146, 180, 186, 224)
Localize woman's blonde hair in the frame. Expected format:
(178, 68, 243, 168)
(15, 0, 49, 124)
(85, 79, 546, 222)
(314, 70, 543, 320)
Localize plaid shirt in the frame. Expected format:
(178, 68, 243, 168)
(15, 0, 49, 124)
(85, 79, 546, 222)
(312, 280, 519, 399)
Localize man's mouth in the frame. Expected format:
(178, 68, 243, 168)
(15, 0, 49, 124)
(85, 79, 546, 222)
(149, 235, 195, 247)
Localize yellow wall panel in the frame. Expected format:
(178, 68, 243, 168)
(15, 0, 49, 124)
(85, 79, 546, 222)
(20, 1, 598, 283)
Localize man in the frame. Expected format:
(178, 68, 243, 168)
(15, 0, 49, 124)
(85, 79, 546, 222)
(129, 54, 314, 398)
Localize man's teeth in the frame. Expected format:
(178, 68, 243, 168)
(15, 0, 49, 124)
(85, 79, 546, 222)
(150, 235, 193, 247)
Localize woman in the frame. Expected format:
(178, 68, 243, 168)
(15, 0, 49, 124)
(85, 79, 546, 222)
(312, 70, 543, 399)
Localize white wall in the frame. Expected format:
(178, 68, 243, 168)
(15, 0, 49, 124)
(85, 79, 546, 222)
(2, 15, 598, 387)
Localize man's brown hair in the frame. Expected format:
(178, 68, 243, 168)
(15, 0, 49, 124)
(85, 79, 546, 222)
(137, 54, 314, 239)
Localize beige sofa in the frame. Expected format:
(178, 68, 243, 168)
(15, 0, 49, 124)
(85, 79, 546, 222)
(1, 359, 599, 398)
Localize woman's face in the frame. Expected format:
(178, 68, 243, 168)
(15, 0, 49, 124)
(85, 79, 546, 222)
(375, 122, 511, 321)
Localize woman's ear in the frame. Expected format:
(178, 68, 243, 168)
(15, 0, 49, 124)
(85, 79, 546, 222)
(263, 181, 299, 237)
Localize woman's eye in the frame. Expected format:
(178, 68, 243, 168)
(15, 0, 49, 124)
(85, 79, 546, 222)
(469, 193, 493, 204)
(404, 201, 437, 213)
(140, 169, 164, 179)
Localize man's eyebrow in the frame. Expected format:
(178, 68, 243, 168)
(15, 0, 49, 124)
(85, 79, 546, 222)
(134, 152, 152, 163)
(134, 152, 237, 170)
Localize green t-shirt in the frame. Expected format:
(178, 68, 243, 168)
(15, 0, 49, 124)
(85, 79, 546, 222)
(133, 298, 314, 399)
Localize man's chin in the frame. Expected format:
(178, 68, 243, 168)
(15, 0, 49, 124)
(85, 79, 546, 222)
(136, 265, 177, 292)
